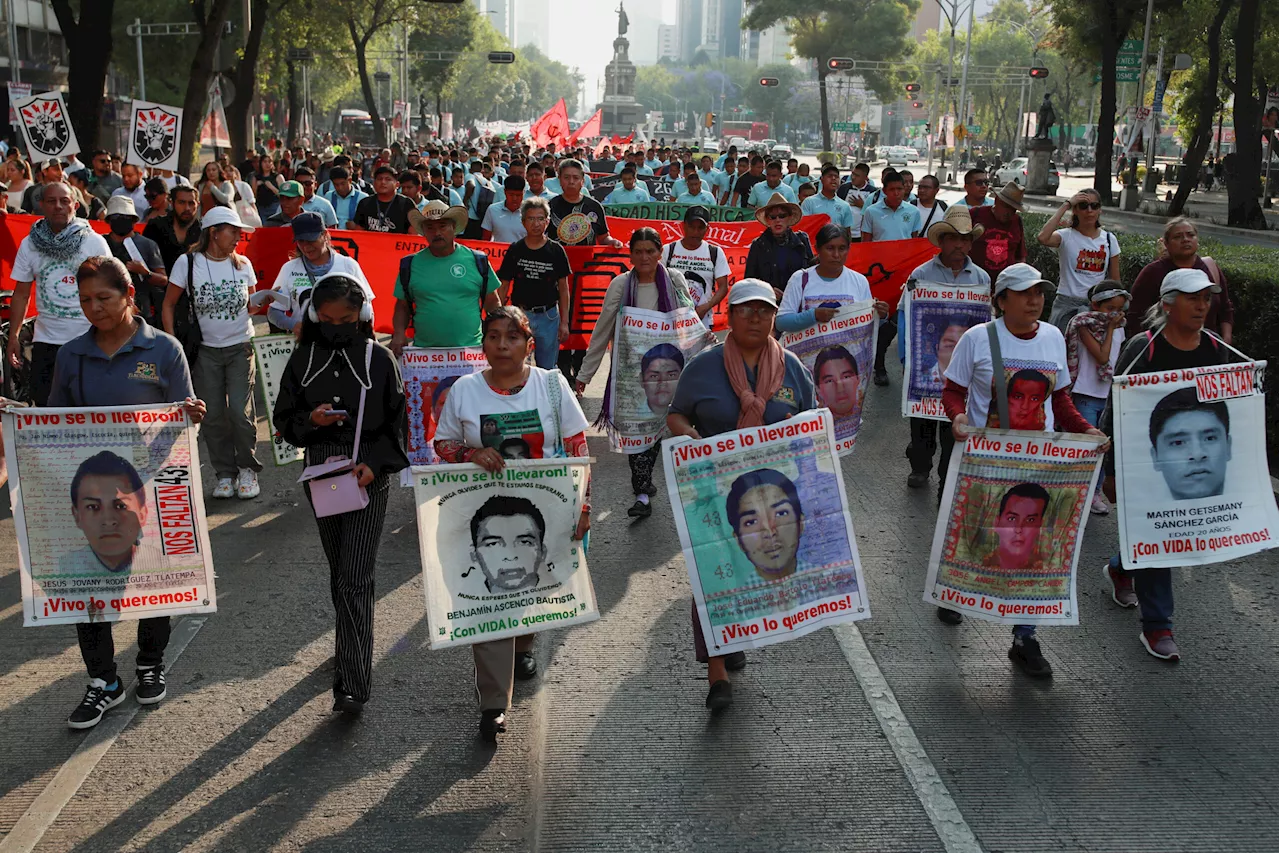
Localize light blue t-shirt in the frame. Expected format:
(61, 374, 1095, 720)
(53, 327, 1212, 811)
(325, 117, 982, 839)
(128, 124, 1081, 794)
(646, 158, 664, 171)
(860, 200, 922, 241)
(604, 185, 652, 204)
(302, 195, 339, 227)
(466, 176, 495, 220)
(801, 192, 855, 230)
(524, 187, 555, 200)
(784, 173, 817, 190)
(698, 168, 726, 195)
(747, 179, 798, 208)
(674, 190, 718, 206)
(670, 178, 688, 198)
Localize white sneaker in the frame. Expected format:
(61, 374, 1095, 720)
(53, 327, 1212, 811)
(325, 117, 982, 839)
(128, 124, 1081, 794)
(237, 468, 260, 499)
(212, 477, 235, 499)
(1090, 493, 1111, 515)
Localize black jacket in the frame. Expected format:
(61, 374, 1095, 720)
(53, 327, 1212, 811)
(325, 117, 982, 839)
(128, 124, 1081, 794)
(743, 229, 815, 293)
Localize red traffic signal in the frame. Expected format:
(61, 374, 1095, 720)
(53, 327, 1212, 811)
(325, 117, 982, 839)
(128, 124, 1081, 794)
(911, 101, 923, 109)
(1029, 66, 1050, 78)
(759, 77, 780, 87)
(827, 57, 855, 71)
(905, 83, 921, 93)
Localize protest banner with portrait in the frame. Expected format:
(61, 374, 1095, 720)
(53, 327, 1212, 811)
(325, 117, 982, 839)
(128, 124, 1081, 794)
(414, 458, 598, 649)
(4, 405, 217, 627)
(1113, 360, 1276, 569)
(253, 334, 304, 465)
(923, 428, 1106, 625)
(607, 306, 716, 453)
(663, 409, 870, 657)
(779, 301, 878, 456)
(402, 346, 488, 466)
(901, 282, 992, 420)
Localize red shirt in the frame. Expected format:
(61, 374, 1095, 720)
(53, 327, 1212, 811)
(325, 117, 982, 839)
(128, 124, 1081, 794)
(969, 206, 1026, 280)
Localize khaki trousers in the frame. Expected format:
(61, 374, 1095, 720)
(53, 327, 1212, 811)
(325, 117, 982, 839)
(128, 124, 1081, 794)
(472, 634, 535, 711)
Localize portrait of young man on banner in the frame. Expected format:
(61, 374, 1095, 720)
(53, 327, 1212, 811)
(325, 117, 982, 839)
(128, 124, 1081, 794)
(923, 428, 1105, 626)
(779, 301, 878, 455)
(1113, 361, 1277, 569)
(4, 405, 218, 626)
(665, 410, 870, 657)
(402, 347, 487, 466)
(415, 458, 598, 649)
(901, 284, 992, 420)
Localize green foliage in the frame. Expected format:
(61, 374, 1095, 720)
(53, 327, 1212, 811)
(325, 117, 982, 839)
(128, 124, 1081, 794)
(1023, 212, 1279, 464)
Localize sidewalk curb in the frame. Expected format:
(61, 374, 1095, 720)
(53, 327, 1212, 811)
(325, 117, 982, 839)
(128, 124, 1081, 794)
(939, 182, 1277, 239)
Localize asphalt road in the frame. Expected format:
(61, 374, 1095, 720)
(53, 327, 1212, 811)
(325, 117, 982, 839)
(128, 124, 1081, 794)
(0, 346, 1276, 852)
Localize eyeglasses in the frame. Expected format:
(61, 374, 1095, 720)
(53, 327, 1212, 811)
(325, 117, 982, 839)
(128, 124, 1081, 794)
(733, 304, 777, 319)
(1075, 201, 1101, 210)
(767, 212, 791, 221)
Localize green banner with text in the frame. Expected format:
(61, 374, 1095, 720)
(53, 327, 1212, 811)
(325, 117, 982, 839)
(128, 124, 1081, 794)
(603, 202, 755, 222)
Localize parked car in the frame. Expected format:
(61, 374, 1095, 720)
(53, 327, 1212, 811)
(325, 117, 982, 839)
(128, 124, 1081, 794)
(728, 136, 749, 151)
(997, 157, 1061, 191)
(886, 146, 915, 165)
(770, 143, 793, 160)
(760, 138, 778, 152)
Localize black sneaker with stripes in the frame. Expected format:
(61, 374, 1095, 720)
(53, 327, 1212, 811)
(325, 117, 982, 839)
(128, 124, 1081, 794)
(67, 680, 126, 730)
(135, 666, 167, 705)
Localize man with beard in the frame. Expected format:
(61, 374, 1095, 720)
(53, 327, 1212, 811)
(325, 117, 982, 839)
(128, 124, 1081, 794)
(6, 182, 110, 404)
(110, 163, 150, 220)
(143, 184, 201, 274)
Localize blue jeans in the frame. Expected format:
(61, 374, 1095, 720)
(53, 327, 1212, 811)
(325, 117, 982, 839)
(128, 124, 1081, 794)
(1073, 393, 1106, 495)
(1109, 554, 1174, 631)
(524, 306, 561, 370)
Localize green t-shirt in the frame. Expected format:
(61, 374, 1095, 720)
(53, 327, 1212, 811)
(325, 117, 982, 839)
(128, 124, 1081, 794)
(395, 245, 501, 347)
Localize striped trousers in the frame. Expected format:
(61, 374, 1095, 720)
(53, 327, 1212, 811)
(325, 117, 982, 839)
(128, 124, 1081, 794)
(307, 444, 392, 703)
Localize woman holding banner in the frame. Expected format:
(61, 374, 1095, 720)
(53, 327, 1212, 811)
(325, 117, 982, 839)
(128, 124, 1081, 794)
(273, 275, 409, 715)
(434, 307, 590, 742)
(1099, 268, 1242, 663)
(49, 256, 207, 730)
(666, 279, 816, 712)
(577, 227, 697, 520)
(775, 224, 888, 334)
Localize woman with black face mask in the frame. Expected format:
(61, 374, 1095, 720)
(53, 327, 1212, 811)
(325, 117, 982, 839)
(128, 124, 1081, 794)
(273, 274, 409, 715)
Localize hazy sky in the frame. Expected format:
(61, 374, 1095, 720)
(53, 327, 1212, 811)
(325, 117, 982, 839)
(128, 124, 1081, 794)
(547, 0, 677, 116)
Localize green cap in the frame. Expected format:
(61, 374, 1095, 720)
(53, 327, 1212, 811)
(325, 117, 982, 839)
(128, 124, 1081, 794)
(278, 180, 304, 198)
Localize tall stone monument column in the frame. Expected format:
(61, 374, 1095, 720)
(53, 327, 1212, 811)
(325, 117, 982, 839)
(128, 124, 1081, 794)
(597, 2, 644, 135)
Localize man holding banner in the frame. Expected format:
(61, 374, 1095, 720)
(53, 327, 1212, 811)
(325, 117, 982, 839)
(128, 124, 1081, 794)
(1101, 268, 1273, 663)
(940, 263, 1106, 672)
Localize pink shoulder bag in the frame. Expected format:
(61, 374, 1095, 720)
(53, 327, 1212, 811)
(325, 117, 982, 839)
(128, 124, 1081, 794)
(298, 341, 372, 518)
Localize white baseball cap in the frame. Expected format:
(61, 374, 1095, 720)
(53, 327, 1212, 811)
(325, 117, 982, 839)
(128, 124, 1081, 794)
(1160, 267, 1220, 297)
(727, 278, 778, 308)
(992, 262, 1055, 297)
(200, 205, 254, 232)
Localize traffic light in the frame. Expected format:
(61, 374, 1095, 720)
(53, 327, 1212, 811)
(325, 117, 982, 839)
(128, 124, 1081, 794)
(1029, 66, 1050, 78)
(827, 57, 855, 71)
(886, 110, 894, 116)
(704, 112, 716, 128)
(487, 51, 516, 64)
(759, 77, 780, 87)
(911, 101, 923, 109)
(905, 83, 921, 93)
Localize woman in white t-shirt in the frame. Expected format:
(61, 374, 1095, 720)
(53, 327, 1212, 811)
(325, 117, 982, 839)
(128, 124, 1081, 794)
(162, 206, 266, 501)
(776, 224, 888, 333)
(434, 306, 590, 743)
(268, 215, 373, 332)
(1037, 188, 1121, 332)
(1065, 280, 1128, 515)
(942, 262, 1106, 675)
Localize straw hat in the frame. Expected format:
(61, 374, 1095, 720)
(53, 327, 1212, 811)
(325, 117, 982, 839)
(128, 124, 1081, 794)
(991, 180, 1025, 211)
(926, 205, 985, 247)
(408, 200, 468, 234)
(753, 191, 802, 228)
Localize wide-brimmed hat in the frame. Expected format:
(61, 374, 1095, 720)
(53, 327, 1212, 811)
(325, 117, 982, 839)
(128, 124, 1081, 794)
(408, 200, 468, 234)
(754, 192, 802, 228)
(992, 180, 1025, 211)
(105, 195, 138, 220)
(926, 205, 985, 246)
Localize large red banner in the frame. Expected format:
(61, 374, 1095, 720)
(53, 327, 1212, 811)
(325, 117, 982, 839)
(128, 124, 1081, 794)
(0, 213, 938, 345)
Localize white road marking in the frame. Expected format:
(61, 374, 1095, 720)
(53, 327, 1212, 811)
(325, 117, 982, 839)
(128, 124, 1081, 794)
(0, 616, 208, 853)
(832, 623, 985, 853)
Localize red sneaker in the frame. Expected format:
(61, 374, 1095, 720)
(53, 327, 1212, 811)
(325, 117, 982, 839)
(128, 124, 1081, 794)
(1141, 630, 1181, 661)
(1104, 563, 1138, 608)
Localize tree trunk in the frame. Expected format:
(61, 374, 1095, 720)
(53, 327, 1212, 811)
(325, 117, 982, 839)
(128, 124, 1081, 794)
(1226, 0, 1267, 227)
(177, 0, 235, 179)
(1169, 0, 1234, 216)
(286, 60, 302, 150)
(436, 91, 444, 136)
(227, 0, 273, 159)
(348, 21, 388, 148)
(1093, 20, 1122, 204)
(49, 0, 116, 151)
(818, 65, 831, 153)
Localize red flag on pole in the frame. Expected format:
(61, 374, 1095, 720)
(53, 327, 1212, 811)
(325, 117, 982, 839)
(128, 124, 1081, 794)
(568, 109, 602, 146)
(531, 98, 570, 148)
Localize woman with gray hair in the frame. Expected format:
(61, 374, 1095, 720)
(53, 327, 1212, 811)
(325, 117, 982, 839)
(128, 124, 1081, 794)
(1037, 188, 1121, 332)
(495, 196, 572, 369)
(1127, 216, 1234, 343)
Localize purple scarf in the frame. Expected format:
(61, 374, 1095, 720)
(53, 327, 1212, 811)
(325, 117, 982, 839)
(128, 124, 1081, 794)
(596, 264, 677, 431)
